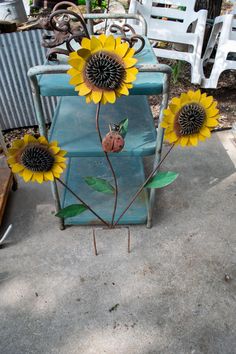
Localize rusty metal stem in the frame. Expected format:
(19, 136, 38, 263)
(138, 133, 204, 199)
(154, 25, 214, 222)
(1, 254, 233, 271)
(95, 103, 118, 227)
(92, 229, 98, 256)
(56, 178, 110, 227)
(114, 143, 175, 226)
(128, 228, 131, 253)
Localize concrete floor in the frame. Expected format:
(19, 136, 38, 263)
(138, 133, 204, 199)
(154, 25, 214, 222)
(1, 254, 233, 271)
(0, 132, 236, 354)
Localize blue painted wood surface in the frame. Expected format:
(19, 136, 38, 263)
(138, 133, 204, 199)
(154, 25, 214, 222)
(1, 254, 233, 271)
(49, 95, 157, 157)
(62, 157, 148, 225)
(38, 39, 163, 96)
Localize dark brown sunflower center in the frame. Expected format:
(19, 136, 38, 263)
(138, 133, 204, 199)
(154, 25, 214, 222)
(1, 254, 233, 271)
(85, 52, 125, 90)
(178, 103, 206, 135)
(21, 145, 54, 172)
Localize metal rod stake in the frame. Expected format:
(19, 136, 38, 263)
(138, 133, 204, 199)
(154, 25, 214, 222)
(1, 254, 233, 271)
(128, 228, 131, 253)
(93, 229, 98, 256)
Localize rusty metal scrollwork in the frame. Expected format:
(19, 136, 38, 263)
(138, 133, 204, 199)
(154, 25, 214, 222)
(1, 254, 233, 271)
(41, 1, 89, 60)
(109, 24, 145, 55)
(41, 1, 145, 61)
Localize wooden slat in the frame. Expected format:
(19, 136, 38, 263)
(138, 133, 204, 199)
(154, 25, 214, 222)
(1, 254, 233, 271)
(0, 168, 13, 225)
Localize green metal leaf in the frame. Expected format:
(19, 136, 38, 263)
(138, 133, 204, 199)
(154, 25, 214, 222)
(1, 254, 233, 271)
(84, 177, 114, 194)
(145, 171, 179, 189)
(55, 204, 88, 218)
(119, 118, 129, 138)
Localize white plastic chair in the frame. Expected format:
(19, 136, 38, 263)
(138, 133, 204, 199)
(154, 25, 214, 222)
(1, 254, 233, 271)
(201, 12, 236, 88)
(128, 0, 207, 84)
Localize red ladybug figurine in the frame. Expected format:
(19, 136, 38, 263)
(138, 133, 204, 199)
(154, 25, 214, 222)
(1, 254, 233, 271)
(102, 124, 125, 153)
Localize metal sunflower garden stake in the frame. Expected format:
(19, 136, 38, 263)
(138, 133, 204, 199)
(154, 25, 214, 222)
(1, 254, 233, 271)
(67, 33, 139, 226)
(6, 134, 110, 226)
(6, 3, 220, 255)
(114, 90, 220, 226)
(66, 32, 220, 233)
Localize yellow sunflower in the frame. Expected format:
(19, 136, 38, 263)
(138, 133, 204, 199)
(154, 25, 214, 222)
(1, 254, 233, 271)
(7, 135, 67, 184)
(67, 34, 138, 104)
(161, 90, 220, 147)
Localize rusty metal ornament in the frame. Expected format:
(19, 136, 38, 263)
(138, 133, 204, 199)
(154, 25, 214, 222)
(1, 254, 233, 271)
(109, 23, 145, 55)
(41, 1, 90, 60)
(40, 1, 145, 61)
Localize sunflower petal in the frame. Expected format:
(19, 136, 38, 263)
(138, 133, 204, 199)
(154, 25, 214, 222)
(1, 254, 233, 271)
(22, 169, 33, 182)
(165, 131, 178, 143)
(192, 89, 201, 102)
(169, 103, 179, 114)
(68, 58, 84, 70)
(91, 90, 103, 104)
(179, 136, 189, 147)
(124, 57, 137, 68)
(7, 148, 18, 155)
(81, 37, 91, 50)
(180, 92, 190, 105)
(124, 70, 137, 83)
(12, 139, 24, 149)
(52, 165, 64, 174)
(171, 97, 181, 106)
(69, 74, 84, 86)
(104, 90, 116, 104)
(187, 90, 195, 100)
(103, 35, 116, 51)
(85, 94, 92, 104)
(199, 134, 206, 142)
(59, 163, 67, 169)
(189, 134, 199, 146)
(7, 156, 16, 164)
(49, 141, 58, 147)
(38, 136, 48, 145)
(11, 163, 24, 173)
(23, 135, 37, 144)
(44, 171, 54, 181)
(90, 36, 103, 52)
(69, 52, 80, 59)
(160, 121, 169, 128)
(75, 83, 91, 96)
(127, 67, 137, 76)
(200, 94, 213, 108)
(67, 68, 80, 77)
(116, 43, 129, 58)
(117, 84, 129, 96)
(115, 37, 122, 46)
(34, 172, 44, 184)
(50, 146, 60, 154)
(76, 48, 91, 60)
(101, 93, 107, 104)
(165, 126, 174, 134)
(124, 48, 135, 58)
(58, 150, 67, 157)
(54, 155, 66, 163)
(206, 118, 219, 127)
(207, 106, 219, 119)
(200, 126, 211, 137)
(98, 33, 107, 45)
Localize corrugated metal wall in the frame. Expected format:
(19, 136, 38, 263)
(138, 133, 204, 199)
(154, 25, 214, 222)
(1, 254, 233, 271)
(0, 29, 57, 130)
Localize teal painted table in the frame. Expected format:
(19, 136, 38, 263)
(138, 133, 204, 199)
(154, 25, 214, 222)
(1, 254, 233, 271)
(28, 38, 171, 229)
